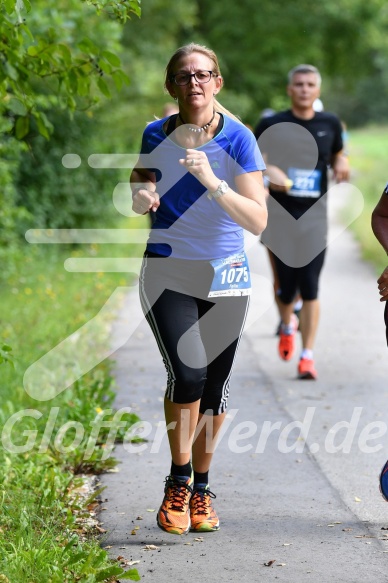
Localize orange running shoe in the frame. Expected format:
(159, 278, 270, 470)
(278, 314, 299, 361)
(190, 486, 220, 532)
(157, 475, 193, 535)
(298, 357, 318, 380)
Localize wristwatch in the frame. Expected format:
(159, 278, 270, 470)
(207, 180, 229, 200)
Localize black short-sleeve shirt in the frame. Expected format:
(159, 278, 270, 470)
(254, 109, 343, 217)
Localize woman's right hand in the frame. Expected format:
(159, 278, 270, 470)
(132, 188, 160, 215)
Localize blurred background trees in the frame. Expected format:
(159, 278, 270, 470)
(1, 0, 388, 270)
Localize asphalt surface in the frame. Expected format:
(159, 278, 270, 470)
(100, 192, 388, 582)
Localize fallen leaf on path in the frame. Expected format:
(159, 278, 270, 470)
(354, 496, 362, 502)
(146, 509, 155, 512)
(142, 544, 159, 551)
(136, 516, 143, 520)
(120, 559, 137, 566)
(264, 560, 276, 567)
(277, 563, 286, 566)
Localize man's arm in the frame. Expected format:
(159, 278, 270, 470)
(331, 151, 350, 182)
(254, 118, 293, 193)
(372, 184, 388, 301)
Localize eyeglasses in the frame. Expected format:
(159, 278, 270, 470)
(170, 70, 217, 86)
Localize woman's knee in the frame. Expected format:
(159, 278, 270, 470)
(167, 368, 207, 403)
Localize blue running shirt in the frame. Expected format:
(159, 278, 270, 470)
(139, 114, 265, 260)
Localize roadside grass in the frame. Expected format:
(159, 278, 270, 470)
(347, 125, 388, 274)
(0, 216, 148, 582)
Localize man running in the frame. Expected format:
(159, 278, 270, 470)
(255, 64, 349, 379)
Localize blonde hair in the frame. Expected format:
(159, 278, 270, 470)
(165, 43, 242, 123)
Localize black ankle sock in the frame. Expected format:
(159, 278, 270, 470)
(193, 470, 209, 486)
(170, 461, 192, 479)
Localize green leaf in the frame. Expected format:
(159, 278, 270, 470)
(78, 38, 99, 55)
(5, 62, 18, 81)
(118, 568, 141, 581)
(0, 345, 14, 368)
(36, 116, 50, 140)
(20, 23, 34, 42)
(21, 0, 31, 12)
(64, 550, 89, 567)
(3, 0, 15, 15)
(97, 76, 110, 98)
(27, 46, 39, 57)
(8, 98, 28, 116)
(102, 50, 121, 67)
(116, 69, 130, 86)
(68, 69, 78, 94)
(95, 565, 124, 581)
(77, 75, 90, 97)
(98, 59, 112, 75)
(15, 116, 30, 139)
(57, 44, 72, 66)
(112, 70, 123, 92)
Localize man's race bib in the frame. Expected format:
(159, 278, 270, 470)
(287, 167, 322, 198)
(208, 252, 251, 298)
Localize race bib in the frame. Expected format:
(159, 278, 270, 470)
(208, 252, 251, 298)
(287, 167, 322, 198)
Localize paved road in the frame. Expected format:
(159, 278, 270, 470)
(100, 193, 388, 582)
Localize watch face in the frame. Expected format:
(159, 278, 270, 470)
(219, 181, 228, 194)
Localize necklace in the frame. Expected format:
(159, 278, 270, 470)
(178, 110, 215, 133)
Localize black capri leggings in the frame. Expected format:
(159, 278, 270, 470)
(139, 252, 249, 415)
(273, 249, 326, 304)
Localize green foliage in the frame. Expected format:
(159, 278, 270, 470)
(346, 126, 388, 273)
(0, 0, 138, 141)
(193, 0, 388, 125)
(14, 109, 121, 231)
(0, 0, 140, 273)
(0, 455, 140, 581)
(0, 236, 143, 580)
(0, 119, 30, 264)
(0, 344, 13, 367)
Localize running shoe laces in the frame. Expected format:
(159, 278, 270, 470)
(190, 486, 220, 532)
(157, 475, 193, 535)
(191, 487, 216, 515)
(164, 475, 193, 512)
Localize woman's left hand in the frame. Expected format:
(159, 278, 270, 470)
(179, 149, 219, 192)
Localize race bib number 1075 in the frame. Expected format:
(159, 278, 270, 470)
(208, 252, 251, 298)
